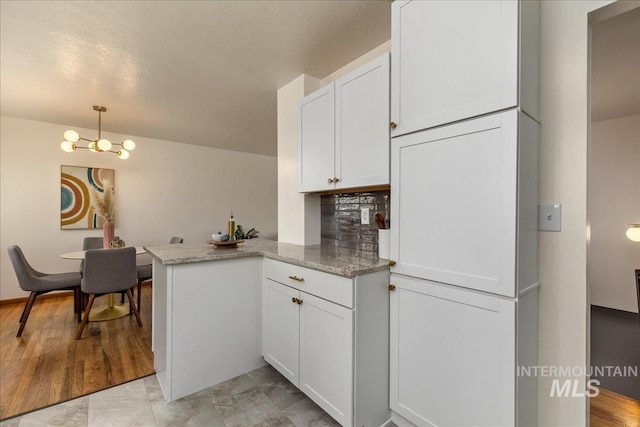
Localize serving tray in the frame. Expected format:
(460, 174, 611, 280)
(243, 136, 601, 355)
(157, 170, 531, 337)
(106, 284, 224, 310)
(206, 239, 244, 249)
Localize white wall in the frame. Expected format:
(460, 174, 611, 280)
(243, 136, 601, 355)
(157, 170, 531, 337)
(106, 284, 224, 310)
(538, 1, 613, 424)
(0, 116, 277, 300)
(277, 74, 321, 245)
(590, 114, 640, 313)
(320, 41, 391, 87)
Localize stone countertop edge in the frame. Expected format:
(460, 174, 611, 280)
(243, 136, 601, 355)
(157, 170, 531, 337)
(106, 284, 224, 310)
(143, 240, 389, 278)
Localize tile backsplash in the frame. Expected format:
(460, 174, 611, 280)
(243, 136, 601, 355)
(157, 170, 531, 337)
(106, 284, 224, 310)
(321, 190, 391, 257)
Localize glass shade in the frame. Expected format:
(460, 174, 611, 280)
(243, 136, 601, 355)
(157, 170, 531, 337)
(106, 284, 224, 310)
(60, 141, 76, 152)
(626, 225, 640, 242)
(122, 139, 136, 151)
(63, 130, 80, 142)
(97, 139, 112, 151)
(88, 141, 98, 152)
(117, 149, 130, 159)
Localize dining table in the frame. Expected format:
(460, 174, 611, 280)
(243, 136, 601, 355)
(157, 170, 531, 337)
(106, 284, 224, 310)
(60, 246, 147, 321)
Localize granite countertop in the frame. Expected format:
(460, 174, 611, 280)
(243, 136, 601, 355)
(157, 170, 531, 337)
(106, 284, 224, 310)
(144, 239, 389, 278)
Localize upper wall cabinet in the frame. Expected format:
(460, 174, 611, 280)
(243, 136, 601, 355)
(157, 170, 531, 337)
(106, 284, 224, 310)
(298, 84, 335, 193)
(299, 53, 390, 193)
(390, 0, 540, 137)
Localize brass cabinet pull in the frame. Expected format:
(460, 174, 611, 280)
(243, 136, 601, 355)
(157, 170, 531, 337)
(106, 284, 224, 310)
(297, 299, 303, 305)
(288, 275, 304, 282)
(389, 260, 396, 266)
(389, 284, 396, 291)
(327, 178, 334, 184)
(333, 177, 340, 182)
(292, 297, 297, 303)
(390, 122, 397, 129)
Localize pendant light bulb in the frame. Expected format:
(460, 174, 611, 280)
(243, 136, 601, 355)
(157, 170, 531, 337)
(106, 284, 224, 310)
(97, 139, 112, 151)
(117, 149, 130, 159)
(626, 225, 640, 242)
(60, 141, 76, 152)
(63, 130, 80, 142)
(88, 141, 99, 152)
(122, 139, 136, 151)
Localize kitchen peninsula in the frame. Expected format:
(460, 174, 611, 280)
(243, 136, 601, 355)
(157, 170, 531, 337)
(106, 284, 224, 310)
(145, 239, 391, 427)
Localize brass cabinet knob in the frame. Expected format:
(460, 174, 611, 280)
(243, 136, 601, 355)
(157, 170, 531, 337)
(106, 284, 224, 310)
(297, 299, 303, 305)
(292, 297, 297, 303)
(288, 275, 304, 282)
(333, 177, 340, 182)
(390, 122, 397, 129)
(327, 178, 334, 184)
(389, 260, 396, 266)
(389, 284, 396, 291)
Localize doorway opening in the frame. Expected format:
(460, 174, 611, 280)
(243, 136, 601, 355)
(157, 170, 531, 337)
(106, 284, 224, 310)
(587, 0, 640, 417)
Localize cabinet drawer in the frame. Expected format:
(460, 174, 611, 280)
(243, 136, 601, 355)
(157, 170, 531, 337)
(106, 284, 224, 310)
(263, 258, 354, 308)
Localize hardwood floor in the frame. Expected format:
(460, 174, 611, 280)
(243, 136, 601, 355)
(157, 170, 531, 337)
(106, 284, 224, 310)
(591, 388, 640, 426)
(0, 285, 153, 420)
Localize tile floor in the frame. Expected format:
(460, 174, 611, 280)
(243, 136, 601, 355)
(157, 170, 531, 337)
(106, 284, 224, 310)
(0, 365, 341, 427)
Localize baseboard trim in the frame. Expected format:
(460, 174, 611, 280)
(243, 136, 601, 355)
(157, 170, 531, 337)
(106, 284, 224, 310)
(0, 291, 75, 306)
(1, 282, 153, 306)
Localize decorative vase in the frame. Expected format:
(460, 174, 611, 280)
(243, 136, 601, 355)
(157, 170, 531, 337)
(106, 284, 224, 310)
(110, 236, 125, 249)
(103, 219, 114, 249)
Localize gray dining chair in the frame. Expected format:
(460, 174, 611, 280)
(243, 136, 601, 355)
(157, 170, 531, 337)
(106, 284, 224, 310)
(7, 245, 82, 337)
(76, 247, 142, 339)
(79, 237, 104, 309)
(135, 236, 183, 310)
(80, 237, 104, 273)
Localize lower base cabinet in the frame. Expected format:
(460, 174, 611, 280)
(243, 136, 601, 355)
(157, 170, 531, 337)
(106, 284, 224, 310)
(390, 274, 539, 427)
(264, 279, 353, 423)
(262, 259, 390, 427)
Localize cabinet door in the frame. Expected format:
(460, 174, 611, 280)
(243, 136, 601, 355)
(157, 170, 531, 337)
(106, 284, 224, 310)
(298, 84, 336, 192)
(299, 292, 354, 426)
(263, 279, 300, 386)
(335, 52, 390, 189)
(390, 110, 518, 297)
(390, 275, 515, 427)
(390, 0, 518, 137)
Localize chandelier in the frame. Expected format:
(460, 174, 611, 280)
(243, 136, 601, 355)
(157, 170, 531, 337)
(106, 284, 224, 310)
(60, 105, 136, 159)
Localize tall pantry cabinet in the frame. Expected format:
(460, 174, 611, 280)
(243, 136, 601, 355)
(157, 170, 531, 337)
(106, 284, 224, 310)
(389, 1, 540, 427)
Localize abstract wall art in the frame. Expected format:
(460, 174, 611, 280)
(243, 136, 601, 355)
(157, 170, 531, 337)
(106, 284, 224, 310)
(60, 166, 115, 229)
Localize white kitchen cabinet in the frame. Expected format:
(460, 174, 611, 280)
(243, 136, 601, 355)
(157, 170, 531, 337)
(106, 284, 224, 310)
(299, 290, 354, 426)
(335, 53, 390, 189)
(390, 0, 540, 137)
(263, 278, 300, 385)
(389, 1, 540, 425)
(262, 259, 390, 427)
(299, 53, 390, 192)
(298, 84, 335, 192)
(390, 110, 539, 298)
(263, 277, 353, 424)
(390, 275, 538, 427)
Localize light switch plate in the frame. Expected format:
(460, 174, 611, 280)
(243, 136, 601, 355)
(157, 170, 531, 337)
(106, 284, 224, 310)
(361, 208, 370, 225)
(539, 204, 561, 231)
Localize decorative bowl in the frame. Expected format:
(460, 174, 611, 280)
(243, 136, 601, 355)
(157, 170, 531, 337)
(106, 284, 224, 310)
(212, 233, 228, 242)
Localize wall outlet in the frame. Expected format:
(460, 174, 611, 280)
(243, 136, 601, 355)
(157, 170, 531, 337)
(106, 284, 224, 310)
(361, 208, 370, 225)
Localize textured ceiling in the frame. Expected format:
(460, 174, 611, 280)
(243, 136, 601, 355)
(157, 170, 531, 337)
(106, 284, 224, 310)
(591, 7, 640, 122)
(0, 1, 391, 156)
